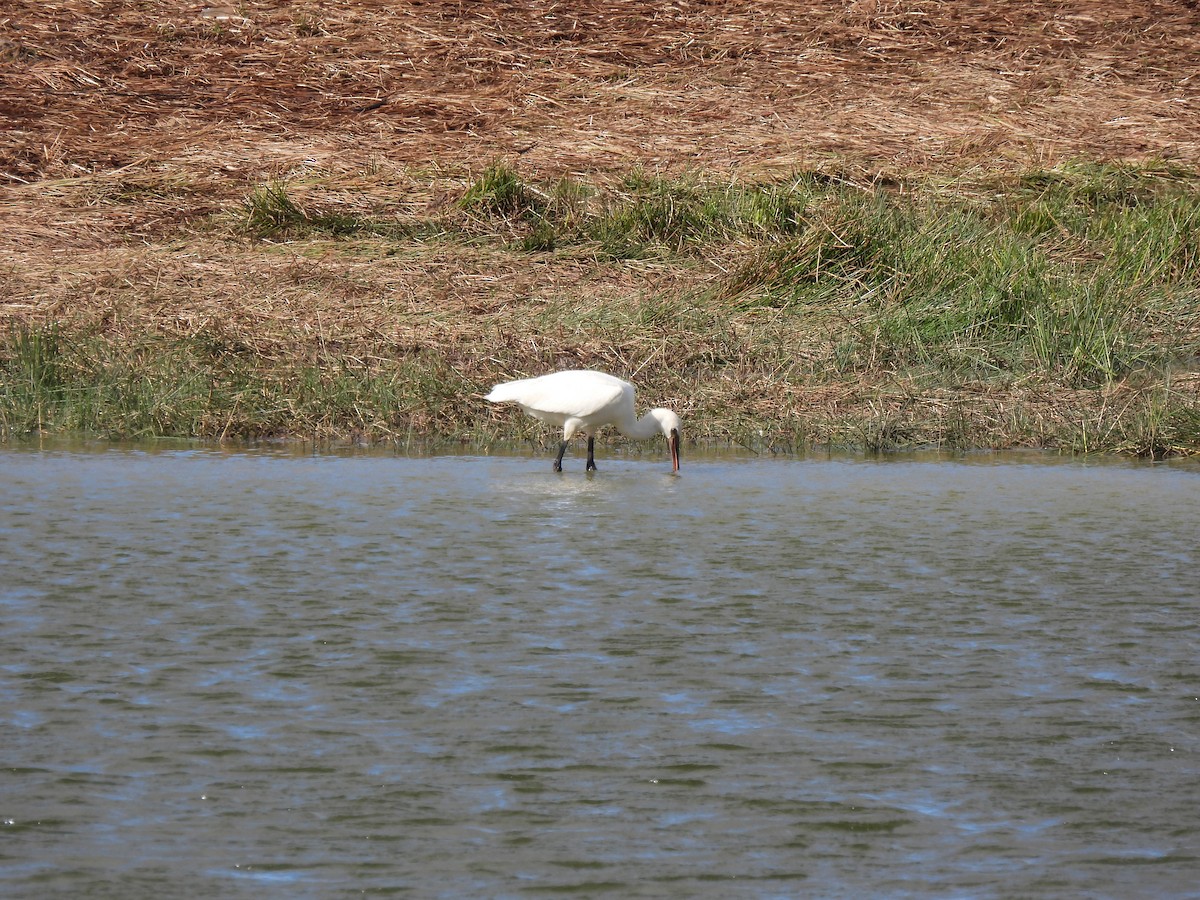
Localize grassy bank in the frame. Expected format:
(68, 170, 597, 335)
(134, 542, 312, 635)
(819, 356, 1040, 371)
(3, 162, 1199, 455)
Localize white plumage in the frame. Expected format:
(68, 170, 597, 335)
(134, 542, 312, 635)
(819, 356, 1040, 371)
(486, 369, 681, 473)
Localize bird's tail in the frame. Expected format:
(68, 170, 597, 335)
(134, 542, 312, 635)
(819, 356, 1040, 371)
(485, 382, 524, 403)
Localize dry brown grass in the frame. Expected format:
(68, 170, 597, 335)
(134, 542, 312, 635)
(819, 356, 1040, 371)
(3, 0, 1198, 258)
(5, 1, 1199, 187)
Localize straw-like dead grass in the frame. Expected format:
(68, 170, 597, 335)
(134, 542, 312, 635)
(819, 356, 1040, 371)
(5, 1, 1199, 190)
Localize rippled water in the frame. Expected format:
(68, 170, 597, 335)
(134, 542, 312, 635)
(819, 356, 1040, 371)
(2, 442, 1198, 898)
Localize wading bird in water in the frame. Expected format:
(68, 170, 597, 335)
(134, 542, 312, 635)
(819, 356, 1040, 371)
(485, 369, 682, 473)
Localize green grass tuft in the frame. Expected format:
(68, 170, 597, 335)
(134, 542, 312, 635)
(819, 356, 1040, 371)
(460, 164, 546, 222)
(241, 182, 374, 238)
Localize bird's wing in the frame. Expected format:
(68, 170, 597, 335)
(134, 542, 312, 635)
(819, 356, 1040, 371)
(513, 370, 629, 419)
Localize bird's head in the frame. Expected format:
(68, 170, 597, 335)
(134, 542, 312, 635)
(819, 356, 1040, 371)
(650, 409, 682, 473)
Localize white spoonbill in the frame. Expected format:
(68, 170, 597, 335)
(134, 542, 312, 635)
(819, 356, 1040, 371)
(486, 369, 681, 473)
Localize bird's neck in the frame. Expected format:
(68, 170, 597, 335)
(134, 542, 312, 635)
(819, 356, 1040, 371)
(617, 411, 662, 441)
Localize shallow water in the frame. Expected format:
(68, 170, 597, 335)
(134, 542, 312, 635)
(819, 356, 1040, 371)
(2, 442, 1198, 898)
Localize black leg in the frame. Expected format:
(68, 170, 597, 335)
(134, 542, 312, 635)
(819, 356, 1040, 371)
(554, 440, 568, 472)
(586, 436, 597, 471)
